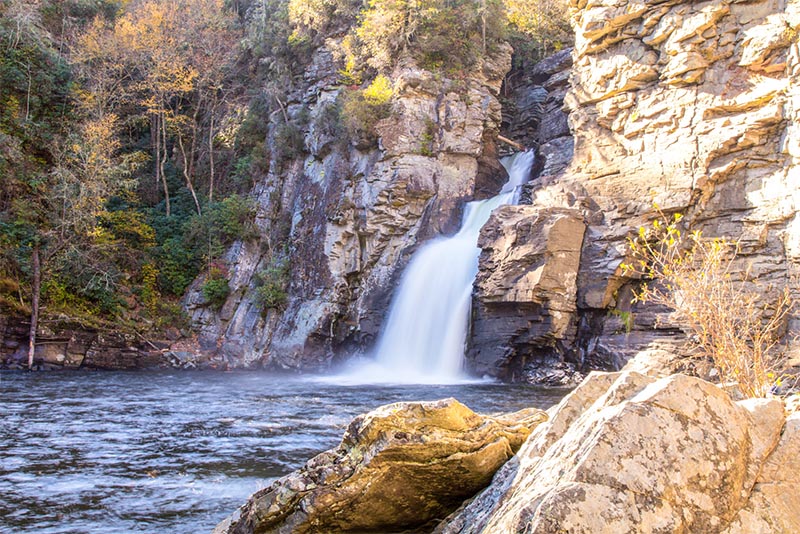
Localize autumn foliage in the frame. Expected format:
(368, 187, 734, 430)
(622, 212, 794, 398)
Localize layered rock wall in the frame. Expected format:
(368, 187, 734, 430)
(185, 43, 512, 369)
(467, 0, 800, 381)
(0, 317, 183, 370)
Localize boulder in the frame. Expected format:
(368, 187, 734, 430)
(437, 371, 790, 533)
(214, 398, 547, 534)
(721, 411, 800, 533)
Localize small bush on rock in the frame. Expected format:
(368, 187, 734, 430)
(254, 257, 290, 311)
(621, 210, 794, 398)
(201, 264, 231, 310)
(340, 75, 393, 146)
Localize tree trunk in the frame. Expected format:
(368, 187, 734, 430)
(160, 113, 171, 216)
(27, 244, 41, 371)
(177, 131, 202, 215)
(208, 106, 216, 202)
(154, 113, 161, 186)
(25, 62, 32, 121)
(481, 0, 486, 53)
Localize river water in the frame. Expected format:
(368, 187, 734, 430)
(1, 371, 566, 534)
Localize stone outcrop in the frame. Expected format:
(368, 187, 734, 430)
(212, 398, 547, 534)
(436, 371, 798, 534)
(0, 316, 204, 370)
(722, 410, 800, 533)
(185, 42, 512, 369)
(468, 207, 586, 381)
(466, 48, 583, 384)
(556, 0, 800, 366)
(469, 0, 800, 381)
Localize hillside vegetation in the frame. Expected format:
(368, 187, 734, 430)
(0, 0, 570, 348)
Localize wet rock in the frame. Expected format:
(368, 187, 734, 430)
(521, 360, 585, 387)
(213, 398, 547, 534)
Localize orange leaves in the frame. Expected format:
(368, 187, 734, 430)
(76, 0, 233, 116)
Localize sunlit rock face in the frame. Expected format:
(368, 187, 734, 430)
(212, 398, 547, 534)
(436, 371, 799, 534)
(184, 43, 512, 369)
(562, 0, 800, 362)
(188, 0, 800, 375)
(467, 0, 800, 381)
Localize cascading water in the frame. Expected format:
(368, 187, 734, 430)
(347, 151, 536, 384)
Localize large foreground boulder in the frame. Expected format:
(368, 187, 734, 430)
(437, 371, 798, 533)
(213, 398, 547, 534)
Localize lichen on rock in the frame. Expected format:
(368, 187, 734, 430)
(212, 398, 547, 534)
(436, 371, 796, 534)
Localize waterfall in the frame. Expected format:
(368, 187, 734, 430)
(353, 151, 536, 384)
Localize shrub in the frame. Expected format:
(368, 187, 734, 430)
(253, 258, 289, 310)
(419, 117, 436, 156)
(273, 120, 306, 166)
(139, 262, 160, 314)
(340, 75, 394, 146)
(354, 0, 505, 71)
(621, 210, 794, 398)
(505, 0, 572, 64)
(201, 265, 231, 310)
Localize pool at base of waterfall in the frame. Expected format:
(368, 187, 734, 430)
(1, 370, 566, 534)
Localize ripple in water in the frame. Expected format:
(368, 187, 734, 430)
(0, 370, 567, 533)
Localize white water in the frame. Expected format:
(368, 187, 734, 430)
(336, 151, 536, 384)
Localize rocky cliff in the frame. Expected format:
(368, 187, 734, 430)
(189, 0, 800, 377)
(467, 0, 800, 382)
(184, 41, 513, 369)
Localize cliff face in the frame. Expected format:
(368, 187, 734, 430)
(185, 42, 512, 369)
(189, 0, 800, 376)
(467, 0, 800, 381)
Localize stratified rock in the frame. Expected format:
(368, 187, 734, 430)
(498, 0, 800, 373)
(468, 207, 585, 380)
(437, 372, 789, 533)
(213, 398, 547, 534)
(185, 40, 513, 370)
(0, 318, 178, 370)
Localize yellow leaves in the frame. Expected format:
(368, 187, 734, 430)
(363, 74, 393, 106)
(622, 202, 793, 397)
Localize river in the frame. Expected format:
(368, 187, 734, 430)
(1, 371, 566, 534)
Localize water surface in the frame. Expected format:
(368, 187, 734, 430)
(1, 370, 566, 534)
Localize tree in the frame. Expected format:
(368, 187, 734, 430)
(504, 0, 572, 63)
(74, 0, 241, 215)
